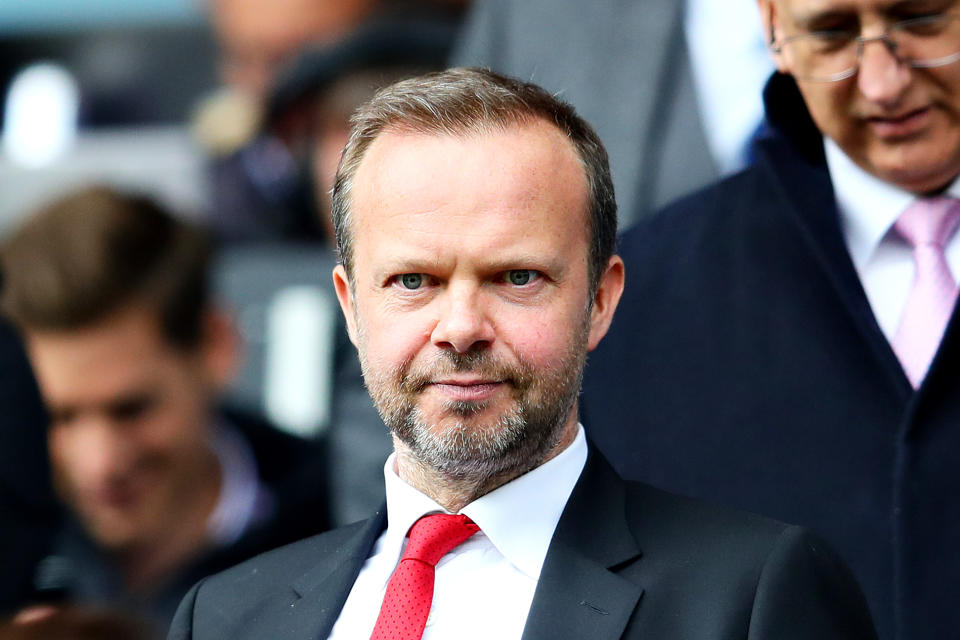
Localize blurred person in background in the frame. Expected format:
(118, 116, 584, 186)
(212, 17, 455, 527)
(198, 0, 467, 242)
(582, 0, 960, 637)
(210, 0, 378, 105)
(265, 16, 457, 240)
(199, 0, 380, 243)
(0, 187, 330, 628)
(451, 0, 774, 227)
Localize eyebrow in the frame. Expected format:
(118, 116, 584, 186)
(374, 254, 566, 280)
(792, 0, 951, 29)
(791, 6, 857, 31)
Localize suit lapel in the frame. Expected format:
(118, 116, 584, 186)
(755, 91, 912, 399)
(282, 509, 386, 639)
(521, 451, 643, 640)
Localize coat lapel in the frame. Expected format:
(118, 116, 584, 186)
(282, 509, 386, 639)
(521, 451, 643, 640)
(757, 75, 912, 399)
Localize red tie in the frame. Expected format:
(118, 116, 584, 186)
(369, 513, 479, 640)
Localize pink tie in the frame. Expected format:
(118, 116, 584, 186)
(369, 514, 479, 640)
(891, 197, 960, 387)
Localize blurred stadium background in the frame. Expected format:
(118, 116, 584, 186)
(0, 0, 216, 231)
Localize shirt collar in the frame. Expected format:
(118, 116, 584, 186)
(826, 136, 960, 269)
(381, 425, 588, 581)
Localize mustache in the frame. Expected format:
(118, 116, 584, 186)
(399, 348, 533, 394)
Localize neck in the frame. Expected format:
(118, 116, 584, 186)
(393, 418, 579, 513)
(116, 448, 222, 593)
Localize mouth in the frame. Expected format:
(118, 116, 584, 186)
(83, 473, 151, 510)
(427, 379, 506, 402)
(866, 106, 932, 139)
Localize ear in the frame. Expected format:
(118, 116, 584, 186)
(201, 307, 241, 392)
(587, 255, 625, 351)
(332, 264, 359, 347)
(758, 0, 790, 73)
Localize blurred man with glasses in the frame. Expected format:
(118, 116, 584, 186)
(581, 1, 960, 639)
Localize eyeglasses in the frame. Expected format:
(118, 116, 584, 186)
(771, 13, 960, 82)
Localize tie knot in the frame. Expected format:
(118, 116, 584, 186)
(895, 197, 960, 248)
(402, 514, 479, 566)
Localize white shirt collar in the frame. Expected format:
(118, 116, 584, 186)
(826, 136, 960, 269)
(381, 425, 588, 581)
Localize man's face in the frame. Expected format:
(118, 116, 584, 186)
(333, 121, 623, 480)
(26, 307, 227, 552)
(769, 0, 960, 192)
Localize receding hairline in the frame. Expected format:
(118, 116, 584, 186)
(343, 115, 593, 241)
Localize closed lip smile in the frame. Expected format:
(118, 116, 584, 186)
(428, 378, 505, 400)
(865, 106, 932, 137)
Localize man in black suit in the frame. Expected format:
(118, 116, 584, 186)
(169, 68, 875, 640)
(582, 1, 960, 639)
(0, 187, 329, 629)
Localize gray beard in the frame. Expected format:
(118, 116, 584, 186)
(359, 327, 588, 487)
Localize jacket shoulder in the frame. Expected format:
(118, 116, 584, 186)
(198, 518, 368, 597)
(619, 483, 876, 639)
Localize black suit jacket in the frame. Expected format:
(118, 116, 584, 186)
(168, 449, 875, 640)
(581, 73, 959, 640)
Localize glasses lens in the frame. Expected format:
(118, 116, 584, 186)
(783, 32, 858, 81)
(895, 14, 960, 66)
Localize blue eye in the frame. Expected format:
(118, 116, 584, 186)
(399, 273, 424, 289)
(506, 270, 537, 286)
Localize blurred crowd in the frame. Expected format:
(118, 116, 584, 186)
(2, 0, 957, 638)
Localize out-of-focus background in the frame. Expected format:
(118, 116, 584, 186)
(0, 0, 215, 230)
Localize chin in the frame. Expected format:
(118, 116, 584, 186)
(880, 163, 959, 194)
(868, 140, 960, 193)
(78, 505, 148, 551)
(87, 521, 144, 551)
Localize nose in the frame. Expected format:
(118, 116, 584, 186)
(430, 284, 495, 353)
(857, 35, 912, 107)
(68, 419, 135, 489)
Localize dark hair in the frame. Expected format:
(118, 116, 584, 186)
(330, 67, 617, 293)
(1, 186, 211, 349)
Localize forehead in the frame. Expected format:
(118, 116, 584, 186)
(26, 308, 185, 403)
(779, 0, 950, 20)
(348, 120, 590, 266)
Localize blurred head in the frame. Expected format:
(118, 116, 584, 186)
(764, 0, 960, 193)
(265, 19, 456, 241)
(210, 0, 377, 102)
(1, 187, 237, 553)
(330, 69, 624, 489)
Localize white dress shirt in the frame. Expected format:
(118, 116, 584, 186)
(327, 425, 589, 640)
(685, 0, 774, 174)
(827, 137, 960, 341)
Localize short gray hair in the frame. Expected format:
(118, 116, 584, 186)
(330, 67, 617, 292)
